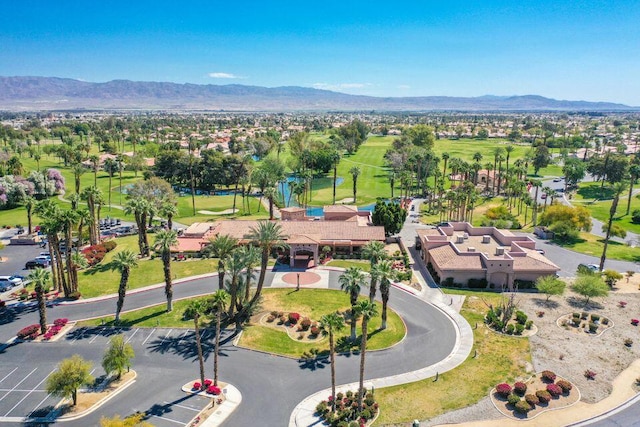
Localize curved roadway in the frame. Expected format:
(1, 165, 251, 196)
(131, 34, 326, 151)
(0, 270, 457, 426)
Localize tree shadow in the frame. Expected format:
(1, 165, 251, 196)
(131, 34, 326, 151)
(577, 185, 614, 201)
(147, 328, 239, 362)
(297, 348, 330, 371)
(139, 393, 202, 423)
(65, 326, 132, 342)
(83, 260, 115, 276)
(98, 310, 166, 328)
(566, 296, 604, 310)
(531, 298, 560, 309)
(0, 302, 38, 327)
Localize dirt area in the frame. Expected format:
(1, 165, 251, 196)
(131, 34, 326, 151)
(426, 279, 640, 426)
(385, 243, 402, 256)
(58, 371, 136, 418)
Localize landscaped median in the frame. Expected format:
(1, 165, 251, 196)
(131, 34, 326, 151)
(236, 288, 406, 358)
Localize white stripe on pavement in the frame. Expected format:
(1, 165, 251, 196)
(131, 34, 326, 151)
(0, 368, 37, 403)
(125, 329, 140, 344)
(159, 329, 173, 345)
(142, 329, 156, 345)
(4, 369, 55, 416)
(0, 368, 18, 384)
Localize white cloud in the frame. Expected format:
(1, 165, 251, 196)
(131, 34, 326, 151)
(208, 72, 245, 79)
(397, 84, 411, 90)
(312, 82, 372, 91)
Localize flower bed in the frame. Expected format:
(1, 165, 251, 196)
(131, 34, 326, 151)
(490, 371, 580, 419)
(557, 312, 613, 336)
(315, 389, 379, 427)
(259, 311, 325, 343)
(18, 318, 71, 342)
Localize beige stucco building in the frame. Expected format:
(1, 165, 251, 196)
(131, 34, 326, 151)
(417, 222, 559, 289)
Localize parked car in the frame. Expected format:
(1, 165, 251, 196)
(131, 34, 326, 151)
(541, 194, 547, 199)
(553, 178, 561, 182)
(536, 249, 545, 255)
(0, 281, 12, 292)
(25, 258, 49, 269)
(578, 263, 599, 273)
(0, 275, 23, 287)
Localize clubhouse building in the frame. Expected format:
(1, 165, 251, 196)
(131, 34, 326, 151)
(417, 222, 559, 289)
(174, 205, 385, 267)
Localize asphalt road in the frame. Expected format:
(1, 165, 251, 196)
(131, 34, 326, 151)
(0, 270, 457, 426)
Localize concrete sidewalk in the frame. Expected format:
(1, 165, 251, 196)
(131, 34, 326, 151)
(289, 259, 474, 426)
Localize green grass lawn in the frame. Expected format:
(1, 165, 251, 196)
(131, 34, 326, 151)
(77, 295, 215, 327)
(238, 288, 405, 358)
(374, 290, 530, 425)
(325, 259, 372, 272)
(573, 181, 640, 235)
(553, 232, 640, 263)
(174, 194, 267, 225)
(78, 235, 218, 298)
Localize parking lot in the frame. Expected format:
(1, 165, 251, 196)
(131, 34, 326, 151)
(0, 326, 223, 425)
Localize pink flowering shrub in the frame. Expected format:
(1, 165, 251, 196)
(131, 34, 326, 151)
(207, 385, 221, 395)
(495, 383, 512, 397)
(546, 383, 562, 397)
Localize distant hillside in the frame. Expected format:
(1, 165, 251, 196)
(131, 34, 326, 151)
(0, 76, 635, 112)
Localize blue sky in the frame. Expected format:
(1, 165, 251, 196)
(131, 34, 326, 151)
(1, 0, 639, 104)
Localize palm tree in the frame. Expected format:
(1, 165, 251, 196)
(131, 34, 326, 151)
(441, 152, 450, 188)
(361, 241, 386, 302)
(331, 150, 341, 205)
(81, 186, 103, 246)
(354, 300, 378, 413)
(89, 155, 100, 187)
(124, 197, 151, 257)
(531, 179, 542, 226)
(349, 166, 361, 204)
(339, 266, 366, 341)
(492, 147, 505, 194)
(263, 186, 278, 220)
(600, 182, 627, 271)
(154, 230, 178, 312)
(223, 249, 245, 319)
(375, 260, 396, 329)
(239, 245, 260, 305)
(30, 268, 52, 334)
(504, 145, 515, 188)
(103, 158, 118, 211)
(206, 235, 238, 291)
(71, 163, 84, 195)
(59, 209, 79, 292)
(246, 221, 287, 310)
(24, 196, 35, 235)
(184, 299, 207, 391)
(211, 289, 229, 387)
(159, 201, 178, 231)
(627, 164, 640, 215)
(319, 312, 345, 413)
(111, 250, 138, 323)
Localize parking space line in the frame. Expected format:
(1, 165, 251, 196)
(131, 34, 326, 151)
(0, 368, 37, 403)
(89, 328, 105, 343)
(142, 328, 156, 345)
(0, 367, 18, 384)
(177, 330, 190, 346)
(159, 329, 173, 345)
(163, 401, 201, 412)
(151, 415, 184, 425)
(125, 329, 140, 344)
(30, 390, 55, 416)
(4, 368, 55, 416)
(200, 330, 209, 341)
(70, 328, 89, 344)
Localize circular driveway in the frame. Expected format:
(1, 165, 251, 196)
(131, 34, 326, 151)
(0, 270, 458, 426)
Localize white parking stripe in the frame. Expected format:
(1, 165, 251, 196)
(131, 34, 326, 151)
(89, 328, 105, 343)
(142, 328, 156, 345)
(0, 368, 37, 403)
(159, 329, 173, 345)
(151, 415, 184, 425)
(0, 389, 47, 392)
(30, 390, 55, 416)
(163, 401, 200, 412)
(200, 330, 209, 341)
(0, 367, 18, 384)
(177, 330, 190, 346)
(4, 368, 55, 416)
(125, 329, 140, 344)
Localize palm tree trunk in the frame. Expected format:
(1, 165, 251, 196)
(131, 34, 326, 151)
(248, 251, 268, 309)
(194, 315, 205, 390)
(330, 330, 337, 412)
(163, 250, 173, 312)
(217, 264, 225, 291)
(214, 310, 221, 386)
(368, 277, 377, 303)
(36, 287, 47, 334)
(358, 317, 369, 413)
(381, 295, 388, 329)
(333, 165, 337, 205)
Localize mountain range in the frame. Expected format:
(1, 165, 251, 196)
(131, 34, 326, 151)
(0, 76, 635, 112)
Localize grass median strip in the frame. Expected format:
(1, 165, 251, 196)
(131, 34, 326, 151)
(373, 290, 531, 425)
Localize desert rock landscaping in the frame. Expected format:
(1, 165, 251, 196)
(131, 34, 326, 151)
(557, 311, 613, 336)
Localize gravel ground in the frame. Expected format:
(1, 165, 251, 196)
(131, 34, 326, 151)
(425, 276, 640, 426)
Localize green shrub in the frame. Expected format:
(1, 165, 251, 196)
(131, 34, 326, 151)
(506, 324, 515, 335)
(515, 323, 525, 335)
(525, 320, 533, 330)
(467, 278, 488, 288)
(581, 312, 588, 320)
(442, 277, 455, 287)
(525, 394, 539, 406)
(507, 394, 521, 405)
(536, 390, 551, 403)
(632, 209, 640, 224)
(514, 400, 532, 414)
(572, 312, 580, 319)
(589, 322, 598, 333)
(590, 314, 600, 322)
(515, 311, 528, 324)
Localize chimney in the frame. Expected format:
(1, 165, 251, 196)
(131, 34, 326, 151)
(495, 247, 504, 255)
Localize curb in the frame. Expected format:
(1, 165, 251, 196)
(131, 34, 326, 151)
(56, 370, 138, 422)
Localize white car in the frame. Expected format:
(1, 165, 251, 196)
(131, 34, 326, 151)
(0, 275, 23, 287)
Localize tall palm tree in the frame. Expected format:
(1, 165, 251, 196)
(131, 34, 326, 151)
(349, 166, 361, 204)
(320, 312, 345, 413)
(184, 299, 207, 391)
(339, 266, 366, 342)
(111, 250, 138, 323)
(89, 154, 100, 187)
(30, 268, 52, 334)
(124, 197, 152, 257)
(354, 300, 378, 413)
(71, 162, 84, 195)
(211, 289, 229, 387)
(154, 230, 178, 312)
(246, 221, 287, 310)
(59, 209, 79, 292)
(362, 241, 386, 302)
(504, 145, 515, 188)
(530, 179, 542, 226)
(239, 245, 260, 305)
(441, 152, 450, 188)
(600, 182, 627, 271)
(81, 186, 102, 246)
(206, 235, 238, 291)
(375, 260, 396, 329)
(627, 163, 640, 215)
(223, 249, 245, 319)
(24, 196, 35, 235)
(103, 157, 118, 212)
(331, 150, 341, 205)
(263, 186, 278, 220)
